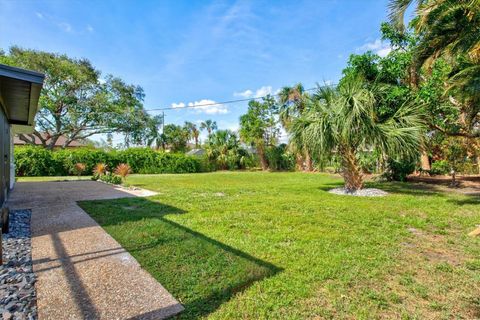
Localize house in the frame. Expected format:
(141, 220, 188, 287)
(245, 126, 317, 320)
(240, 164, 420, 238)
(14, 133, 87, 148)
(186, 148, 206, 156)
(0, 63, 44, 211)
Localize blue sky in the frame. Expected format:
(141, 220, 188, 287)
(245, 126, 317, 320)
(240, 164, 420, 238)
(1, 0, 393, 143)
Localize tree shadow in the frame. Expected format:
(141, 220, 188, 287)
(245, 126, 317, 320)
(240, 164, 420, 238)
(447, 195, 480, 206)
(78, 197, 282, 319)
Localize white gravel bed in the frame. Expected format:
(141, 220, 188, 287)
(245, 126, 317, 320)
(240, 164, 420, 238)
(328, 188, 388, 197)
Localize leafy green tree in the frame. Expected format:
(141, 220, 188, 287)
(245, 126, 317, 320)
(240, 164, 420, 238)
(146, 115, 164, 150)
(239, 95, 279, 170)
(199, 119, 217, 138)
(0, 47, 152, 149)
(162, 124, 188, 152)
(291, 75, 424, 191)
(388, 0, 480, 139)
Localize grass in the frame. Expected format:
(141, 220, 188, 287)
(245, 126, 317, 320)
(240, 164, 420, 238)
(17, 175, 92, 182)
(76, 172, 480, 319)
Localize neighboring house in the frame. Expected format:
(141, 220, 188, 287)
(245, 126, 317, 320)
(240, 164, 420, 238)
(14, 134, 87, 148)
(0, 64, 44, 209)
(186, 148, 206, 157)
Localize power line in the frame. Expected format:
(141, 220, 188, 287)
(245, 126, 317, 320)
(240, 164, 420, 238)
(144, 86, 326, 113)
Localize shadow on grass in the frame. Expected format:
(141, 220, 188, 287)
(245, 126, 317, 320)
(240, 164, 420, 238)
(447, 195, 480, 206)
(78, 197, 281, 320)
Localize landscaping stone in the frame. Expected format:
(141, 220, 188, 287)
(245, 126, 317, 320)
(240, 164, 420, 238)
(328, 187, 388, 197)
(0, 210, 37, 320)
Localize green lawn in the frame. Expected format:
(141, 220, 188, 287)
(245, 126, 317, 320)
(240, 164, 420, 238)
(78, 172, 480, 319)
(17, 176, 92, 182)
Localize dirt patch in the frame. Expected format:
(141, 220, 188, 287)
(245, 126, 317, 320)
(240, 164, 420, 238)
(408, 175, 480, 196)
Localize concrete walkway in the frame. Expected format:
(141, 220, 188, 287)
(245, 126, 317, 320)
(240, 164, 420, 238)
(8, 181, 183, 320)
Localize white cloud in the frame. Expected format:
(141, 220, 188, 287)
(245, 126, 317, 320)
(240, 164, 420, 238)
(357, 39, 391, 57)
(254, 86, 273, 98)
(188, 99, 228, 114)
(35, 12, 44, 19)
(233, 89, 253, 98)
(171, 102, 186, 109)
(171, 99, 228, 114)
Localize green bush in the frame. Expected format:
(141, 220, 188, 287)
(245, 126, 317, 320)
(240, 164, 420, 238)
(265, 144, 295, 171)
(14, 146, 202, 176)
(14, 146, 58, 176)
(381, 158, 416, 182)
(429, 160, 450, 175)
(98, 172, 122, 185)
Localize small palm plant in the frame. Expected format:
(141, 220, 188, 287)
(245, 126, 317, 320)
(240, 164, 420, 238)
(73, 163, 86, 179)
(291, 75, 425, 192)
(93, 163, 107, 177)
(114, 163, 132, 184)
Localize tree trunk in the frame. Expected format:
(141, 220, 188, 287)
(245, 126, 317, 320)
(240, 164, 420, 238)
(295, 154, 304, 171)
(257, 145, 268, 171)
(304, 150, 313, 172)
(420, 150, 431, 171)
(341, 147, 363, 192)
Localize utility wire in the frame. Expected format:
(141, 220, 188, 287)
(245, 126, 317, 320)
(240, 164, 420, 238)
(144, 86, 326, 113)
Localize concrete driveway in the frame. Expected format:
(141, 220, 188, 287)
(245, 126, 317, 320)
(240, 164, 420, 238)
(8, 181, 183, 320)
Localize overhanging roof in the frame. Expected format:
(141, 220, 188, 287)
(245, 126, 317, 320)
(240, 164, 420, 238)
(0, 63, 44, 128)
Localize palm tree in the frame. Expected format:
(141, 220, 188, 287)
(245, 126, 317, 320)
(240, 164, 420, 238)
(278, 83, 314, 171)
(200, 119, 217, 138)
(291, 75, 424, 192)
(184, 121, 200, 148)
(206, 130, 241, 170)
(389, 0, 479, 84)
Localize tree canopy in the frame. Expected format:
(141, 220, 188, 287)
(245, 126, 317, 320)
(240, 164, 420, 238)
(0, 47, 154, 149)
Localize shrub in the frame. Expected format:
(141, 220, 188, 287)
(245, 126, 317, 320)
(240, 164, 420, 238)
(429, 160, 450, 175)
(381, 158, 416, 182)
(114, 163, 132, 182)
(14, 146, 58, 176)
(93, 163, 107, 176)
(72, 163, 86, 176)
(99, 172, 122, 185)
(14, 146, 202, 176)
(265, 144, 295, 171)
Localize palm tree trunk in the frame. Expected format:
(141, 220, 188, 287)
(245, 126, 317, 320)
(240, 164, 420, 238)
(420, 150, 430, 171)
(341, 147, 363, 192)
(304, 150, 313, 172)
(295, 154, 304, 171)
(257, 145, 268, 171)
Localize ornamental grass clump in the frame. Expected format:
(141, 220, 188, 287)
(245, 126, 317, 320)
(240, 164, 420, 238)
(114, 163, 132, 183)
(72, 163, 86, 179)
(93, 163, 107, 177)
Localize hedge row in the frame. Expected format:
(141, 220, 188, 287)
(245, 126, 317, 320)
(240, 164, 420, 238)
(14, 146, 202, 176)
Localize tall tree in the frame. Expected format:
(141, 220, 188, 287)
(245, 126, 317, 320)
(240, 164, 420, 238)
(278, 83, 315, 171)
(239, 95, 279, 170)
(0, 47, 152, 149)
(206, 130, 245, 170)
(291, 75, 424, 191)
(162, 124, 189, 152)
(146, 115, 164, 150)
(200, 119, 217, 138)
(184, 121, 200, 148)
